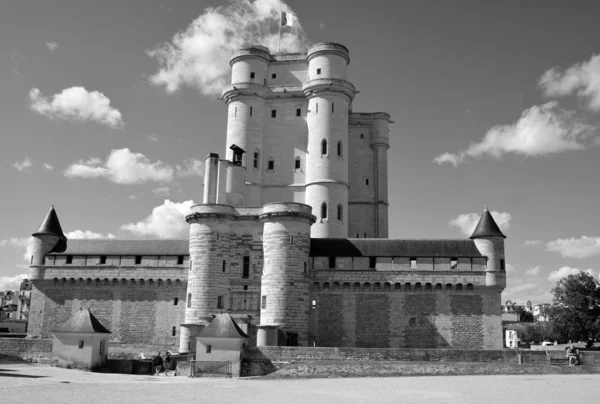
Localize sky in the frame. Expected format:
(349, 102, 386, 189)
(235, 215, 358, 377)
(1, 0, 599, 304)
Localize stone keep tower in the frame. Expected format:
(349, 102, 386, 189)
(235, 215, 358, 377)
(304, 43, 355, 238)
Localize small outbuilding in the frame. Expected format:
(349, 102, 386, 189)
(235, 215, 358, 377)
(505, 323, 524, 348)
(52, 308, 111, 369)
(195, 314, 249, 377)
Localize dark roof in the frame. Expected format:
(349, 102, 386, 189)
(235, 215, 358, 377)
(53, 309, 111, 334)
(48, 239, 189, 256)
(199, 314, 249, 339)
(33, 206, 66, 240)
(470, 208, 506, 239)
(310, 239, 484, 257)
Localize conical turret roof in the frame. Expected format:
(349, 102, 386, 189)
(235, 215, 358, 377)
(469, 207, 506, 239)
(32, 206, 66, 239)
(53, 308, 111, 334)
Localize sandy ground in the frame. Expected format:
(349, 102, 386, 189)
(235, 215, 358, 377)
(1, 364, 600, 404)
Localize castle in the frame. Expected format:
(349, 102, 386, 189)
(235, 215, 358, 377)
(28, 43, 507, 351)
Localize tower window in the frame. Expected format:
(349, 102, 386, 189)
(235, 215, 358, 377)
(303, 262, 308, 275)
(172, 326, 176, 336)
(321, 202, 328, 219)
(242, 256, 250, 278)
(250, 106, 253, 117)
(332, 103, 334, 113)
(253, 150, 259, 169)
(243, 285, 248, 290)
(234, 106, 237, 117)
(369, 257, 376, 268)
(328, 257, 336, 269)
(364, 232, 367, 238)
(99, 256, 107, 265)
(316, 103, 318, 113)
(177, 255, 184, 265)
(261, 295, 267, 309)
(337, 141, 343, 157)
(268, 159, 274, 170)
(78, 340, 84, 349)
(271, 109, 277, 118)
(360, 134, 364, 139)
(366, 178, 369, 186)
(337, 204, 343, 221)
(296, 108, 301, 116)
(187, 293, 191, 308)
(321, 139, 328, 156)
(271, 73, 276, 79)
(217, 296, 223, 309)
(222, 260, 226, 272)
(450, 259, 457, 269)
(410, 258, 417, 269)
(135, 256, 142, 265)
(206, 345, 212, 353)
(316, 68, 321, 75)
(500, 259, 505, 270)
(66, 255, 73, 265)
(173, 297, 178, 306)
(250, 72, 255, 79)
(294, 157, 301, 170)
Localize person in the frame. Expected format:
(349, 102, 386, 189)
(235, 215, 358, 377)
(164, 351, 172, 376)
(139, 352, 145, 360)
(567, 345, 578, 366)
(153, 352, 163, 375)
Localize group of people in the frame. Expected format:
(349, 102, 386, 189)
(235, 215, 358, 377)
(140, 351, 174, 376)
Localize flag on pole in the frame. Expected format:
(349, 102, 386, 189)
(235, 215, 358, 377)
(281, 11, 295, 27)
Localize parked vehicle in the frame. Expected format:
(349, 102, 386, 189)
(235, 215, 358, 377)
(542, 341, 554, 346)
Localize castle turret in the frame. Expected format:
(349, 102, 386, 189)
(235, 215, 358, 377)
(256, 203, 315, 347)
(470, 207, 506, 289)
(222, 46, 271, 206)
(180, 205, 236, 353)
(30, 206, 67, 279)
(369, 113, 392, 238)
(303, 43, 355, 238)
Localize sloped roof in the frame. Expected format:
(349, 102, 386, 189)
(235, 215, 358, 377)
(470, 208, 506, 239)
(199, 314, 248, 339)
(33, 206, 66, 239)
(48, 239, 189, 256)
(53, 309, 111, 334)
(310, 239, 484, 257)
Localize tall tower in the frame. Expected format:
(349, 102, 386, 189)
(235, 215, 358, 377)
(257, 203, 314, 347)
(369, 113, 391, 238)
(221, 46, 270, 206)
(180, 205, 235, 353)
(303, 43, 355, 238)
(470, 207, 507, 289)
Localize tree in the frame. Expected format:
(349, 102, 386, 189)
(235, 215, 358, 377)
(547, 272, 600, 342)
(515, 306, 535, 322)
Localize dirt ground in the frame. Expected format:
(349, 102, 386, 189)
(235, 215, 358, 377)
(1, 363, 600, 404)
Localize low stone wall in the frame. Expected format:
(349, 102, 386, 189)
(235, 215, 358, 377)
(0, 337, 52, 361)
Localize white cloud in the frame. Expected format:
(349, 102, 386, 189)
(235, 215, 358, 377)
(176, 158, 204, 178)
(448, 211, 512, 237)
(0, 274, 29, 291)
(506, 264, 516, 273)
(65, 230, 115, 239)
(548, 266, 596, 283)
(121, 200, 194, 238)
(64, 148, 174, 184)
(45, 41, 58, 52)
(43, 163, 54, 171)
(0, 237, 34, 261)
(146, 133, 160, 143)
(13, 157, 33, 172)
(29, 86, 123, 129)
(539, 54, 600, 111)
(546, 236, 600, 259)
(525, 265, 542, 276)
(434, 102, 597, 166)
(152, 187, 170, 197)
(524, 239, 542, 246)
(148, 0, 308, 95)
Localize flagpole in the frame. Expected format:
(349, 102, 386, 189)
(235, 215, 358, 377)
(278, 3, 282, 54)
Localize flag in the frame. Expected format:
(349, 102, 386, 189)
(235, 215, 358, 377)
(281, 11, 295, 27)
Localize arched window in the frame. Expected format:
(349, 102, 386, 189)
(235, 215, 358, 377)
(321, 139, 328, 156)
(337, 204, 343, 221)
(321, 202, 328, 219)
(253, 149, 259, 169)
(337, 141, 342, 157)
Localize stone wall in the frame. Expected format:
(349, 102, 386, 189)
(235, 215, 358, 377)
(0, 337, 52, 360)
(28, 280, 186, 345)
(309, 289, 502, 349)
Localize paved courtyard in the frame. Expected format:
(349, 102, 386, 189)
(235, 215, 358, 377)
(1, 364, 599, 404)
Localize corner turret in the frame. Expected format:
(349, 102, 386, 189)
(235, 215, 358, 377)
(471, 207, 506, 289)
(30, 206, 67, 278)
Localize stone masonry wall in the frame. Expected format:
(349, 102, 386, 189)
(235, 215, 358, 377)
(28, 280, 186, 346)
(310, 289, 502, 349)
